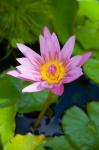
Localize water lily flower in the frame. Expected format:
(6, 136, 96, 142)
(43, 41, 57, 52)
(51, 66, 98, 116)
(7, 27, 92, 96)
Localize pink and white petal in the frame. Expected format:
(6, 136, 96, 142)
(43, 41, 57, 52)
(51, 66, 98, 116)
(45, 36, 59, 60)
(40, 33, 60, 60)
(18, 73, 41, 81)
(22, 82, 45, 93)
(40, 81, 50, 88)
(51, 84, 64, 96)
(43, 26, 51, 39)
(16, 65, 33, 74)
(39, 35, 49, 60)
(69, 55, 82, 67)
(78, 51, 92, 67)
(6, 70, 27, 81)
(16, 65, 40, 75)
(7, 70, 20, 78)
(51, 33, 60, 53)
(61, 36, 75, 59)
(16, 57, 32, 66)
(17, 43, 43, 65)
(63, 69, 83, 84)
(68, 67, 83, 76)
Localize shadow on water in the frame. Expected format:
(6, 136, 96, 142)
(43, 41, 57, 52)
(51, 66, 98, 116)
(16, 75, 99, 136)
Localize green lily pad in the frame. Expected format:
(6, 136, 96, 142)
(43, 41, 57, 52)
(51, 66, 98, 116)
(87, 102, 99, 136)
(62, 102, 99, 149)
(0, 74, 58, 113)
(0, 74, 20, 103)
(76, 19, 99, 50)
(4, 133, 45, 150)
(45, 136, 75, 150)
(77, 0, 99, 21)
(0, 104, 17, 145)
(83, 58, 99, 84)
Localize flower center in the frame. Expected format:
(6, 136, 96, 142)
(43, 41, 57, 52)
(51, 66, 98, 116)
(41, 61, 65, 84)
(48, 64, 56, 75)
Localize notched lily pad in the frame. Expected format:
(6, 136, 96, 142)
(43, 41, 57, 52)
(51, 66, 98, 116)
(62, 101, 99, 149)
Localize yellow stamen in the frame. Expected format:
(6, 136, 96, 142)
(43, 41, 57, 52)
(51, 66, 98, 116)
(41, 60, 65, 84)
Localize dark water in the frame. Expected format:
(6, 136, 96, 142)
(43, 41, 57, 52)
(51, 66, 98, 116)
(16, 75, 99, 136)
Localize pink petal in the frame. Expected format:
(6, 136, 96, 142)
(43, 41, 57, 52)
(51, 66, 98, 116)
(18, 73, 41, 81)
(22, 82, 45, 93)
(16, 57, 32, 66)
(61, 36, 75, 59)
(40, 81, 50, 88)
(39, 35, 47, 58)
(6, 70, 27, 81)
(51, 84, 64, 96)
(78, 51, 92, 67)
(43, 26, 51, 39)
(63, 68, 83, 83)
(69, 55, 82, 67)
(51, 33, 60, 53)
(17, 43, 43, 65)
(67, 67, 83, 76)
(16, 65, 40, 75)
(16, 65, 33, 74)
(40, 31, 60, 60)
(7, 70, 20, 78)
(45, 35, 60, 60)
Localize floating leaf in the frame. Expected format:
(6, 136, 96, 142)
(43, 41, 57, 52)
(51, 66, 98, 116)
(62, 102, 99, 149)
(4, 133, 45, 150)
(45, 136, 75, 150)
(0, 74, 58, 112)
(76, 19, 99, 50)
(87, 102, 99, 136)
(75, 0, 99, 61)
(0, 104, 17, 144)
(83, 58, 99, 84)
(0, 74, 20, 103)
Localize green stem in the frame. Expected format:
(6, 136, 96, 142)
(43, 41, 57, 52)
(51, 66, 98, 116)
(33, 91, 53, 128)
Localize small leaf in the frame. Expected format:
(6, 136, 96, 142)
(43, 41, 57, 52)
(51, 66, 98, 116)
(83, 58, 99, 84)
(4, 133, 45, 150)
(0, 104, 17, 144)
